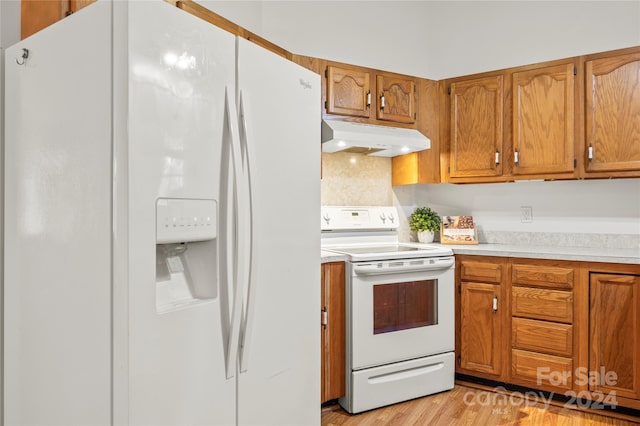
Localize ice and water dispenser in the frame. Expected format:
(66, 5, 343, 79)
(155, 198, 218, 313)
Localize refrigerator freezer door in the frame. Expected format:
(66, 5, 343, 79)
(4, 3, 113, 424)
(236, 37, 321, 426)
(127, 2, 236, 424)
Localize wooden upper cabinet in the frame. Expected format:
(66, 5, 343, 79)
(325, 65, 417, 125)
(391, 79, 441, 185)
(71, 0, 95, 11)
(512, 63, 576, 175)
(376, 74, 416, 123)
(21, 0, 95, 39)
(449, 75, 504, 178)
(326, 65, 371, 118)
(590, 273, 640, 400)
(585, 52, 640, 173)
(21, 0, 69, 39)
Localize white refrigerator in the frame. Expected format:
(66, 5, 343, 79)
(3, 1, 320, 425)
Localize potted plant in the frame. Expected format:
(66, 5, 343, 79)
(409, 207, 442, 243)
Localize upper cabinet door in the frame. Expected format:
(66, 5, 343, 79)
(449, 75, 504, 178)
(585, 52, 640, 172)
(326, 65, 371, 118)
(376, 74, 416, 123)
(512, 63, 576, 175)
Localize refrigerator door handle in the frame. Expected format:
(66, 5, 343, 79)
(238, 91, 257, 374)
(223, 87, 244, 380)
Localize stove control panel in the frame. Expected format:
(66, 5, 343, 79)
(321, 206, 399, 231)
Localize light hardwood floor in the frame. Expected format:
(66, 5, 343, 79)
(322, 385, 639, 425)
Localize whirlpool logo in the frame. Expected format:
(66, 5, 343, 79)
(299, 78, 312, 90)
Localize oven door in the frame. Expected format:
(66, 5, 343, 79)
(349, 256, 455, 370)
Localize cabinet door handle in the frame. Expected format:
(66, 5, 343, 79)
(495, 150, 500, 165)
(366, 90, 371, 108)
(380, 92, 385, 110)
(588, 144, 593, 161)
(514, 150, 519, 166)
(492, 295, 498, 313)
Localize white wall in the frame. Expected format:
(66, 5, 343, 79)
(199, 0, 263, 37)
(424, 1, 640, 79)
(402, 179, 640, 235)
(200, 1, 640, 79)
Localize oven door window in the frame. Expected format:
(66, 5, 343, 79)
(373, 279, 437, 334)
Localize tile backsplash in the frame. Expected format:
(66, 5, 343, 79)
(321, 152, 392, 206)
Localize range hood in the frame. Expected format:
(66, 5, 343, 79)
(321, 120, 430, 157)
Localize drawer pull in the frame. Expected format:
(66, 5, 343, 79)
(493, 295, 498, 313)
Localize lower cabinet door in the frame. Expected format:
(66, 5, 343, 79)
(459, 282, 502, 376)
(590, 273, 640, 400)
(321, 262, 346, 403)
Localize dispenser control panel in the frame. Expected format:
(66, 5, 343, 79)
(156, 198, 217, 244)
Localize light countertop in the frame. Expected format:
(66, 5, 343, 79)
(440, 243, 640, 265)
(321, 250, 348, 264)
(321, 244, 640, 265)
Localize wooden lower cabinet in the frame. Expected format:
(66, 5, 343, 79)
(512, 317, 573, 358)
(511, 349, 574, 392)
(511, 286, 573, 324)
(457, 256, 640, 411)
(321, 262, 346, 403)
(456, 256, 506, 380)
(509, 260, 582, 394)
(589, 272, 640, 401)
(459, 282, 502, 376)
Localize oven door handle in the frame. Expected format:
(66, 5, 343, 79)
(353, 257, 454, 275)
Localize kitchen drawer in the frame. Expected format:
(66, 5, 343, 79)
(512, 263, 573, 290)
(512, 287, 573, 323)
(512, 317, 572, 357)
(460, 260, 502, 284)
(511, 349, 573, 392)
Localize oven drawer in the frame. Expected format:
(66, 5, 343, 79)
(343, 352, 454, 414)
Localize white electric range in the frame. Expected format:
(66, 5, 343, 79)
(321, 206, 455, 414)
